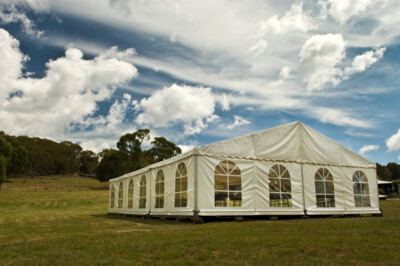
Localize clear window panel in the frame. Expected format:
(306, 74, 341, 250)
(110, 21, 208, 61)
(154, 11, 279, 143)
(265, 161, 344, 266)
(155, 196, 164, 208)
(316, 195, 326, 207)
(229, 175, 242, 191)
(363, 196, 371, 207)
(281, 193, 292, 207)
(182, 176, 188, 191)
(270, 193, 281, 207)
(215, 175, 228, 190)
(160, 182, 164, 194)
(281, 179, 291, 193)
(354, 196, 363, 207)
(175, 178, 181, 193)
(269, 165, 279, 178)
(354, 183, 361, 194)
(215, 164, 225, 175)
(215, 191, 228, 207)
(230, 166, 241, 176)
(361, 183, 369, 194)
(128, 199, 133, 209)
(315, 181, 325, 194)
(229, 192, 242, 207)
(227, 161, 236, 173)
(326, 195, 335, 207)
(269, 178, 280, 192)
(325, 181, 334, 194)
(175, 193, 181, 208)
(181, 192, 187, 207)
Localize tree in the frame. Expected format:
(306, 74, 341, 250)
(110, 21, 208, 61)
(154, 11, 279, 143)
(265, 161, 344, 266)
(149, 137, 182, 162)
(387, 162, 400, 180)
(95, 149, 133, 182)
(117, 129, 150, 160)
(79, 150, 99, 176)
(377, 163, 392, 181)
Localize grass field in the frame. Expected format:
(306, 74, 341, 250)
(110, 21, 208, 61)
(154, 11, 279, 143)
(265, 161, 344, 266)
(0, 177, 399, 265)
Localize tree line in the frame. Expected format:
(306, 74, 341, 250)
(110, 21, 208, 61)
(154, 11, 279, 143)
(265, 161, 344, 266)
(0, 129, 181, 189)
(377, 162, 400, 181)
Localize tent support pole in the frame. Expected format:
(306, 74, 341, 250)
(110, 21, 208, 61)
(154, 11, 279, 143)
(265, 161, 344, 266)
(300, 162, 307, 216)
(194, 154, 199, 218)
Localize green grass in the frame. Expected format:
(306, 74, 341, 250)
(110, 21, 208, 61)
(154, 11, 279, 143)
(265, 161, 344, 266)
(0, 180, 399, 265)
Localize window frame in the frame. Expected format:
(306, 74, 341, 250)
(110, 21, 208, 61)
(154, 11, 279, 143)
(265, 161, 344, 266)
(353, 170, 371, 207)
(314, 168, 335, 208)
(268, 164, 292, 208)
(175, 162, 188, 208)
(118, 182, 123, 209)
(127, 179, 134, 209)
(139, 175, 146, 209)
(110, 185, 115, 209)
(214, 160, 242, 207)
(155, 170, 165, 208)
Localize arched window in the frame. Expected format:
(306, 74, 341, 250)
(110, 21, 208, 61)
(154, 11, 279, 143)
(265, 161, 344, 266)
(118, 182, 123, 209)
(155, 170, 165, 208)
(110, 185, 115, 208)
(353, 171, 370, 207)
(175, 162, 188, 207)
(269, 164, 292, 207)
(315, 168, 335, 207)
(127, 179, 134, 209)
(139, 175, 146, 209)
(214, 160, 242, 207)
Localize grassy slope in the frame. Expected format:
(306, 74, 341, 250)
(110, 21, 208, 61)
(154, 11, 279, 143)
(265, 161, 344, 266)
(0, 177, 399, 265)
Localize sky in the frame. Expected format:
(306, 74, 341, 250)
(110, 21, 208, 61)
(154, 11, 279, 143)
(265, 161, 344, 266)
(0, 0, 400, 164)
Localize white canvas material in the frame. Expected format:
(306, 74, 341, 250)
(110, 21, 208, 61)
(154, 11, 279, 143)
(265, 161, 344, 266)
(109, 121, 380, 216)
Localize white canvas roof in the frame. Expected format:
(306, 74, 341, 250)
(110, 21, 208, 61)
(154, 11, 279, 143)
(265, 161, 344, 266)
(111, 121, 375, 182)
(196, 121, 375, 168)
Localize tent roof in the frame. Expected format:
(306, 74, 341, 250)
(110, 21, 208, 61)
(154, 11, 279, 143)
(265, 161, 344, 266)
(110, 121, 375, 182)
(196, 121, 375, 168)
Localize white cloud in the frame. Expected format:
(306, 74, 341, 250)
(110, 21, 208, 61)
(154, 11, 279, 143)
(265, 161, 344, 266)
(387, 129, 400, 152)
(359, 144, 379, 154)
(345, 47, 386, 76)
(0, 29, 138, 138)
(258, 2, 316, 35)
(279, 67, 291, 79)
(299, 34, 346, 91)
(307, 107, 372, 128)
(226, 115, 251, 129)
(325, 0, 380, 24)
(178, 144, 195, 153)
(135, 84, 217, 134)
(0, 0, 49, 38)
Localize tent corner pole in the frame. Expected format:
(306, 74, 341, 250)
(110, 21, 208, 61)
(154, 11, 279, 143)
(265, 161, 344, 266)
(300, 162, 307, 216)
(194, 154, 199, 218)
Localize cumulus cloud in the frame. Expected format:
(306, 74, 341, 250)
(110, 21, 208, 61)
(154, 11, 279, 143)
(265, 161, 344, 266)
(226, 115, 251, 129)
(0, 29, 138, 138)
(258, 2, 316, 35)
(0, 0, 49, 38)
(386, 129, 400, 152)
(135, 84, 218, 135)
(359, 144, 379, 154)
(324, 0, 380, 24)
(299, 34, 346, 91)
(345, 47, 386, 76)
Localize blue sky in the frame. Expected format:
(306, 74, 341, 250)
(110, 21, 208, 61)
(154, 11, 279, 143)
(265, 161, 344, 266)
(1, 0, 400, 164)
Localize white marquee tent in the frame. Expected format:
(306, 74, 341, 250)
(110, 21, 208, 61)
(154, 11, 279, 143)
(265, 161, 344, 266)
(108, 121, 380, 217)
